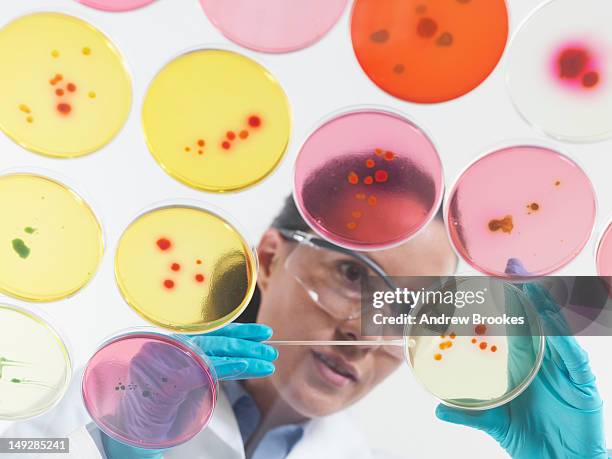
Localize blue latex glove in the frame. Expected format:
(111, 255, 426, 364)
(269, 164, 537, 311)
(101, 323, 278, 459)
(436, 260, 608, 458)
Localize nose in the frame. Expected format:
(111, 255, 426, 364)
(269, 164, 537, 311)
(334, 318, 381, 357)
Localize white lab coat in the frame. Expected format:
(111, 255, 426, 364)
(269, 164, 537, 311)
(1, 369, 399, 459)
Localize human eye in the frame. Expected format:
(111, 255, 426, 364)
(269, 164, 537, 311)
(334, 260, 367, 288)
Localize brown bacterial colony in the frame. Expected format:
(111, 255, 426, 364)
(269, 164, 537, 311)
(344, 148, 395, 232)
(183, 115, 262, 156)
(526, 202, 540, 215)
(488, 215, 514, 233)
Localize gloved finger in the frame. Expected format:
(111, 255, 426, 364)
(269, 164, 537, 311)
(523, 282, 572, 336)
(100, 431, 165, 459)
(435, 404, 508, 440)
(192, 323, 273, 341)
(209, 356, 275, 380)
(190, 336, 279, 361)
(546, 331, 595, 386)
(207, 357, 249, 380)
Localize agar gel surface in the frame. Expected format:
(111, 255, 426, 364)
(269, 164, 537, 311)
(82, 333, 215, 448)
(142, 49, 291, 192)
(0, 13, 131, 157)
(115, 206, 257, 333)
(0, 305, 71, 420)
(351, 0, 508, 103)
(507, 0, 612, 141)
(0, 174, 103, 302)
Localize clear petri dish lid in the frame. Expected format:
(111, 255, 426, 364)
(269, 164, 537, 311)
(199, 0, 348, 53)
(0, 302, 72, 420)
(350, 0, 509, 103)
(0, 167, 104, 302)
(445, 142, 597, 277)
(596, 218, 612, 277)
(81, 327, 218, 449)
(115, 199, 258, 334)
(76, 0, 156, 12)
(403, 277, 545, 410)
(506, 0, 612, 142)
(142, 46, 291, 192)
(0, 11, 132, 158)
(293, 106, 444, 251)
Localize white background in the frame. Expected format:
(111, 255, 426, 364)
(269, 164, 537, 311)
(0, 1, 611, 458)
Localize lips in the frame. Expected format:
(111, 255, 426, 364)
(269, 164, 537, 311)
(311, 350, 358, 388)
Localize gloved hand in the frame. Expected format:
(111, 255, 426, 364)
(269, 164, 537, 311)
(101, 323, 278, 459)
(436, 259, 608, 458)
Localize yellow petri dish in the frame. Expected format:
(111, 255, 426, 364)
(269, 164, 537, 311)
(115, 205, 257, 332)
(0, 13, 132, 158)
(0, 304, 71, 420)
(142, 49, 291, 192)
(0, 173, 104, 302)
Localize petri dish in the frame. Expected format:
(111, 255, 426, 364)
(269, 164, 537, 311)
(596, 220, 612, 276)
(115, 204, 257, 333)
(507, 0, 612, 142)
(446, 145, 596, 277)
(350, 0, 508, 103)
(0, 303, 71, 420)
(199, 0, 348, 53)
(142, 49, 291, 192)
(0, 172, 104, 302)
(293, 108, 444, 250)
(82, 330, 217, 449)
(405, 278, 544, 410)
(77, 0, 156, 12)
(0, 13, 132, 158)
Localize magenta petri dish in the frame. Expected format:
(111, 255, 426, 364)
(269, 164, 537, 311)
(82, 331, 216, 449)
(596, 221, 612, 276)
(446, 145, 596, 277)
(77, 0, 155, 12)
(199, 0, 348, 53)
(294, 109, 444, 250)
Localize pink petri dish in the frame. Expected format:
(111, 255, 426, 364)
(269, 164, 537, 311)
(446, 145, 597, 277)
(199, 0, 348, 53)
(294, 108, 444, 250)
(77, 0, 155, 12)
(82, 330, 216, 449)
(596, 221, 612, 276)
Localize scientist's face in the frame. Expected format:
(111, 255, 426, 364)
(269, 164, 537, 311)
(254, 217, 457, 419)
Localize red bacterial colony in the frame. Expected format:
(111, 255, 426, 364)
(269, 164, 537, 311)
(471, 325, 497, 353)
(475, 324, 487, 335)
(554, 44, 602, 90)
(184, 115, 263, 155)
(344, 148, 396, 232)
(156, 238, 207, 291)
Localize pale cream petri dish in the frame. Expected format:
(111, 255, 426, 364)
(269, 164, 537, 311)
(115, 203, 258, 333)
(0, 303, 72, 420)
(0, 172, 104, 302)
(404, 278, 545, 410)
(0, 12, 132, 158)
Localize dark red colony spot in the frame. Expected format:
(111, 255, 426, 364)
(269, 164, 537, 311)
(222, 141, 231, 150)
(417, 18, 438, 38)
(558, 48, 589, 79)
(157, 238, 172, 251)
(582, 71, 600, 88)
(57, 103, 71, 114)
(171, 263, 181, 271)
(55, 89, 64, 96)
(227, 131, 236, 140)
(195, 274, 205, 283)
(67, 83, 77, 92)
(164, 279, 175, 289)
(370, 29, 389, 43)
(248, 116, 261, 128)
(475, 324, 487, 335)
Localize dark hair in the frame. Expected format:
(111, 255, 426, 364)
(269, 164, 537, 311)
(235, 195, 445, 324)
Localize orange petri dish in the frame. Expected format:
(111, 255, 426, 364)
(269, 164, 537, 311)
(351, 0, 509, 103)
